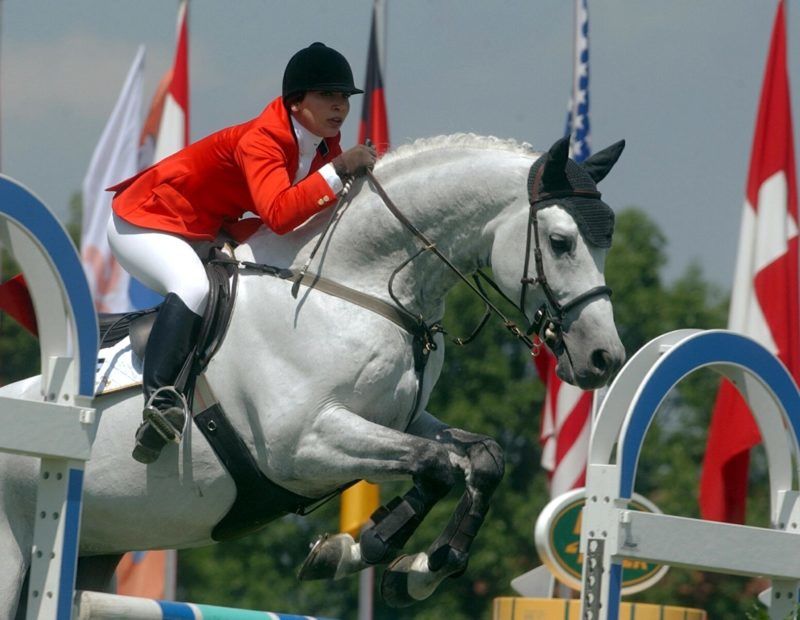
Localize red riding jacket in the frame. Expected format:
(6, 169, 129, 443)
(109, 97, 342, 241)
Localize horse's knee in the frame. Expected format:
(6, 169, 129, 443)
(411, 442, 459, 497)
(468, 438, 504, 491)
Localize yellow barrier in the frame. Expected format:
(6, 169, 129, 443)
(492, 598, 707, 620)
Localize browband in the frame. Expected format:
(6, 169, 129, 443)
(530, 188, 602, 206)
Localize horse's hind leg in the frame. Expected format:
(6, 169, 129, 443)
(1, 525, 29, 620)
(0, 456, 37, 620)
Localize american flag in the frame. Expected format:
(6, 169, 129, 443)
(538, 0, 594, 498)
(565, 0, 590, 162)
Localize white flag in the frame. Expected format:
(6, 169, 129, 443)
(81, 46, 144, 313)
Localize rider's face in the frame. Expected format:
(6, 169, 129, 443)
(291, 91, 351, 138)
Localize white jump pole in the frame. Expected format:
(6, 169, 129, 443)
(580, 330, 800, 620)
(73, 591, 337, 620)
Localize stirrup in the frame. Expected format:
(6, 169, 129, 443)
(143, 386, 188, 444)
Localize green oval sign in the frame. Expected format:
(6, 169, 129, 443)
(535, 489, 668, 594)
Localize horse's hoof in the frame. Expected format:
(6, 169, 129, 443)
(380, 553, 433, 608)
(297, 533, 358, 581)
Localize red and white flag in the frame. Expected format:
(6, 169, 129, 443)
(357, 0, 389, 156)
(699, 0, 799, 524)
(151, 0, 189, 165)
(0, 274, 38, 335)
(536, 353, 593, 496)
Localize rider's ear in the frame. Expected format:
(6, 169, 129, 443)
(541, 136, 571, 190)
(581, 140, 626, 183)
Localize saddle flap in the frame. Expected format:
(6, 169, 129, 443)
(129, 312, 158, 361)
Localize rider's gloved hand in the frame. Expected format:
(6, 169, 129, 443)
(332, 144, 377, 179)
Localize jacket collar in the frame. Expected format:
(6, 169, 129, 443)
(290, 116, 326, 158)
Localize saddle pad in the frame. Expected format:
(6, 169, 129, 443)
(95, 338, 143, 396)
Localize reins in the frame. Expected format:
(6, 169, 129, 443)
(365, 169, 536, 351)
(246, 156, 613, 361)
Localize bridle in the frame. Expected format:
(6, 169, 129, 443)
(520, 189, 613, 350)
(364, 159, 612, 355)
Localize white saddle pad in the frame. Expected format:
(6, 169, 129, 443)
(95, 337, 143, 395)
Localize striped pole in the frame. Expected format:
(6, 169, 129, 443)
(73, 591, 338, 620)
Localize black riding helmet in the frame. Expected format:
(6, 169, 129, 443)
(282, 42, 364, 102)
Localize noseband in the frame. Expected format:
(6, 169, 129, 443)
(520, 175, 613, 346)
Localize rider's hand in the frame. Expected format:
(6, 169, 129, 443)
(332, 144, 377, 179)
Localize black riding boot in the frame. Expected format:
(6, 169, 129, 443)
(132, 293, 202, 464)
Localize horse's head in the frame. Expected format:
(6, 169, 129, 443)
(491, 136, 626, 389)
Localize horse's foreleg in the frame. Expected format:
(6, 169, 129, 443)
(296, 407, 461, 582)
(380, 420, 505, 607)
(0, 456, 37, 620)
(299, 472, 453, 582)
(1, 527, 28, 620)
(357, 455, 455, 565)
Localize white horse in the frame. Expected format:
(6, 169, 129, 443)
(0, 134, 625, 616)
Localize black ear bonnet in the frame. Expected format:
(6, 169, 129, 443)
(527, 136, 625, 248)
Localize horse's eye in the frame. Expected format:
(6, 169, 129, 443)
(549, 234, 573, 255)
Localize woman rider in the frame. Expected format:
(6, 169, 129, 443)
(107, 42, 377, 463)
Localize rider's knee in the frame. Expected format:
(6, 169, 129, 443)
(174, 282, 209, 316)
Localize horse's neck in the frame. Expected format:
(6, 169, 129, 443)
(244, 142, 533, 317)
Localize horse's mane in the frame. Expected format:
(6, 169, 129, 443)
(376, 133, 539, 175)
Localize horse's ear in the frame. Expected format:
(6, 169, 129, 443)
(581, 140, 626, 183)
(541, 136, 571, 190)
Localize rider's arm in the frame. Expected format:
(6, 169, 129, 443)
(235, 127, 339, 235)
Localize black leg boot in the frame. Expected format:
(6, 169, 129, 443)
(132, 293, 202, 464)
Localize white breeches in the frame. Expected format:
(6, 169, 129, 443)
(107, 213, 209, 315)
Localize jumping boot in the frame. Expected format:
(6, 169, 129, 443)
(132, 293, 202, 464)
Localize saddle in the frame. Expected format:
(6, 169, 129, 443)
(97, 248, 318, 540)
(98, 246, 238, 391)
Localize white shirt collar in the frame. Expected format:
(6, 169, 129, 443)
(291, 116, 323, 157)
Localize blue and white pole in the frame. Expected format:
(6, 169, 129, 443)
(0, 175, 98, 619)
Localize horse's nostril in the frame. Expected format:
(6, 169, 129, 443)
(591, 349, 613, 374)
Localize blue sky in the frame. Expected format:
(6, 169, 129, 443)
(0, 1, 789, 288)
